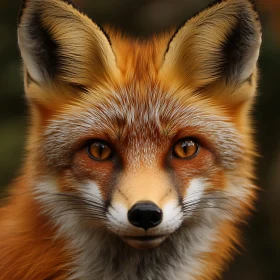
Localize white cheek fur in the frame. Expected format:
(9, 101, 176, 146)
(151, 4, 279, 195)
(80, 181, 104, 205)
(183, 178, 206, 207)
(34, 178, 106, 236)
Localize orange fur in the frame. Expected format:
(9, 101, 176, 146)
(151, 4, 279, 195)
(0, 178, 73, 280)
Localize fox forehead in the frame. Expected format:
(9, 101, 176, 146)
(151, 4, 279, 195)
(42, 84, 242, 170)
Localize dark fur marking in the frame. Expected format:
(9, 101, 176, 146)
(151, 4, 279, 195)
(18, 0, 26, 25)
(105, 162, 123, 212)
(222, 10, 257, 83)
(163, 159, 183, 205)
(70, 83, 89, 94)
(28, 11, 59, 80)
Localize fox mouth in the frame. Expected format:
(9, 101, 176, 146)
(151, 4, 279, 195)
(121, 235, 167, 249)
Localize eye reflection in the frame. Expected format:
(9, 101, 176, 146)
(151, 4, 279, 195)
(173, 139, 199, 159)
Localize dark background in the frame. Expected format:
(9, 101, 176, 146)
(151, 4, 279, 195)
(0, 0, 279, 279)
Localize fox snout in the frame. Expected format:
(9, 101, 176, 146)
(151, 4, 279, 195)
(105, 170, 183, 248)
(128, 201, 163, 231)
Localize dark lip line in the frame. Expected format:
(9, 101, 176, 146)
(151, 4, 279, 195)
(122, 235, 165, 241)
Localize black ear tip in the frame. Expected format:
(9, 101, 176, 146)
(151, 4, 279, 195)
(59, 0, 83, 13)
(18, 0, 27, 26)
(209, 0, 261, 24)
(247, 0, 258, 12)
(245, 0, 262, 29)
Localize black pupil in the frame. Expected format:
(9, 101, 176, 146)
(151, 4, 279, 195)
(182, 141, 187, 154)
(92, 142, 109, 159)
(182, 140, 194, 154)
(98, 143, 106, 157)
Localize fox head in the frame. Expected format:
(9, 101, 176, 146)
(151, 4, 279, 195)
(18, 0, 261, 252)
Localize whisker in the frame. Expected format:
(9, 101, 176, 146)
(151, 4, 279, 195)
(49, 207, 107, 221)
(55, 193, 106, 208)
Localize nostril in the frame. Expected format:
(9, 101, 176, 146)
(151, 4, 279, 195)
(128, 201, 163, 231)
(150, 212, 162, 225)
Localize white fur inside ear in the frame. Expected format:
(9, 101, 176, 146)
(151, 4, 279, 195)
(185, 178, 205, 202)
(18, 29, 45, 84)
(240, 36, 262, 82)
(183, 178, 206, 215)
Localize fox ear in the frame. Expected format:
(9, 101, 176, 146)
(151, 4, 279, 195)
(18, 0, 119, 88)
(160, 0, 262, 95)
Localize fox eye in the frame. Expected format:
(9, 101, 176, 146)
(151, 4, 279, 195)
(87, 141, 113, 161)
(173, 138, 199, 159)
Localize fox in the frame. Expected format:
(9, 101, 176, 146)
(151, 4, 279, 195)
(0, 0, 262, 279)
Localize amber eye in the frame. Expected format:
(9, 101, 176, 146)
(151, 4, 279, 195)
(87, 141, 113, 161)
(173, 138, 199, 159)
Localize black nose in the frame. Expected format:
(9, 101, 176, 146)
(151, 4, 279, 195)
(128, 201, 163, 231)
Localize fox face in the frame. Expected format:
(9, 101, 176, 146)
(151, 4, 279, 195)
(17, 0, 261, 278)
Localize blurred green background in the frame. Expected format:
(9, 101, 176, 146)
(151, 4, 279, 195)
(0, 0, 279, 279)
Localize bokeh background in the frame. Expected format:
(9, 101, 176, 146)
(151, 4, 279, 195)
(0, 0, 279, 279)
